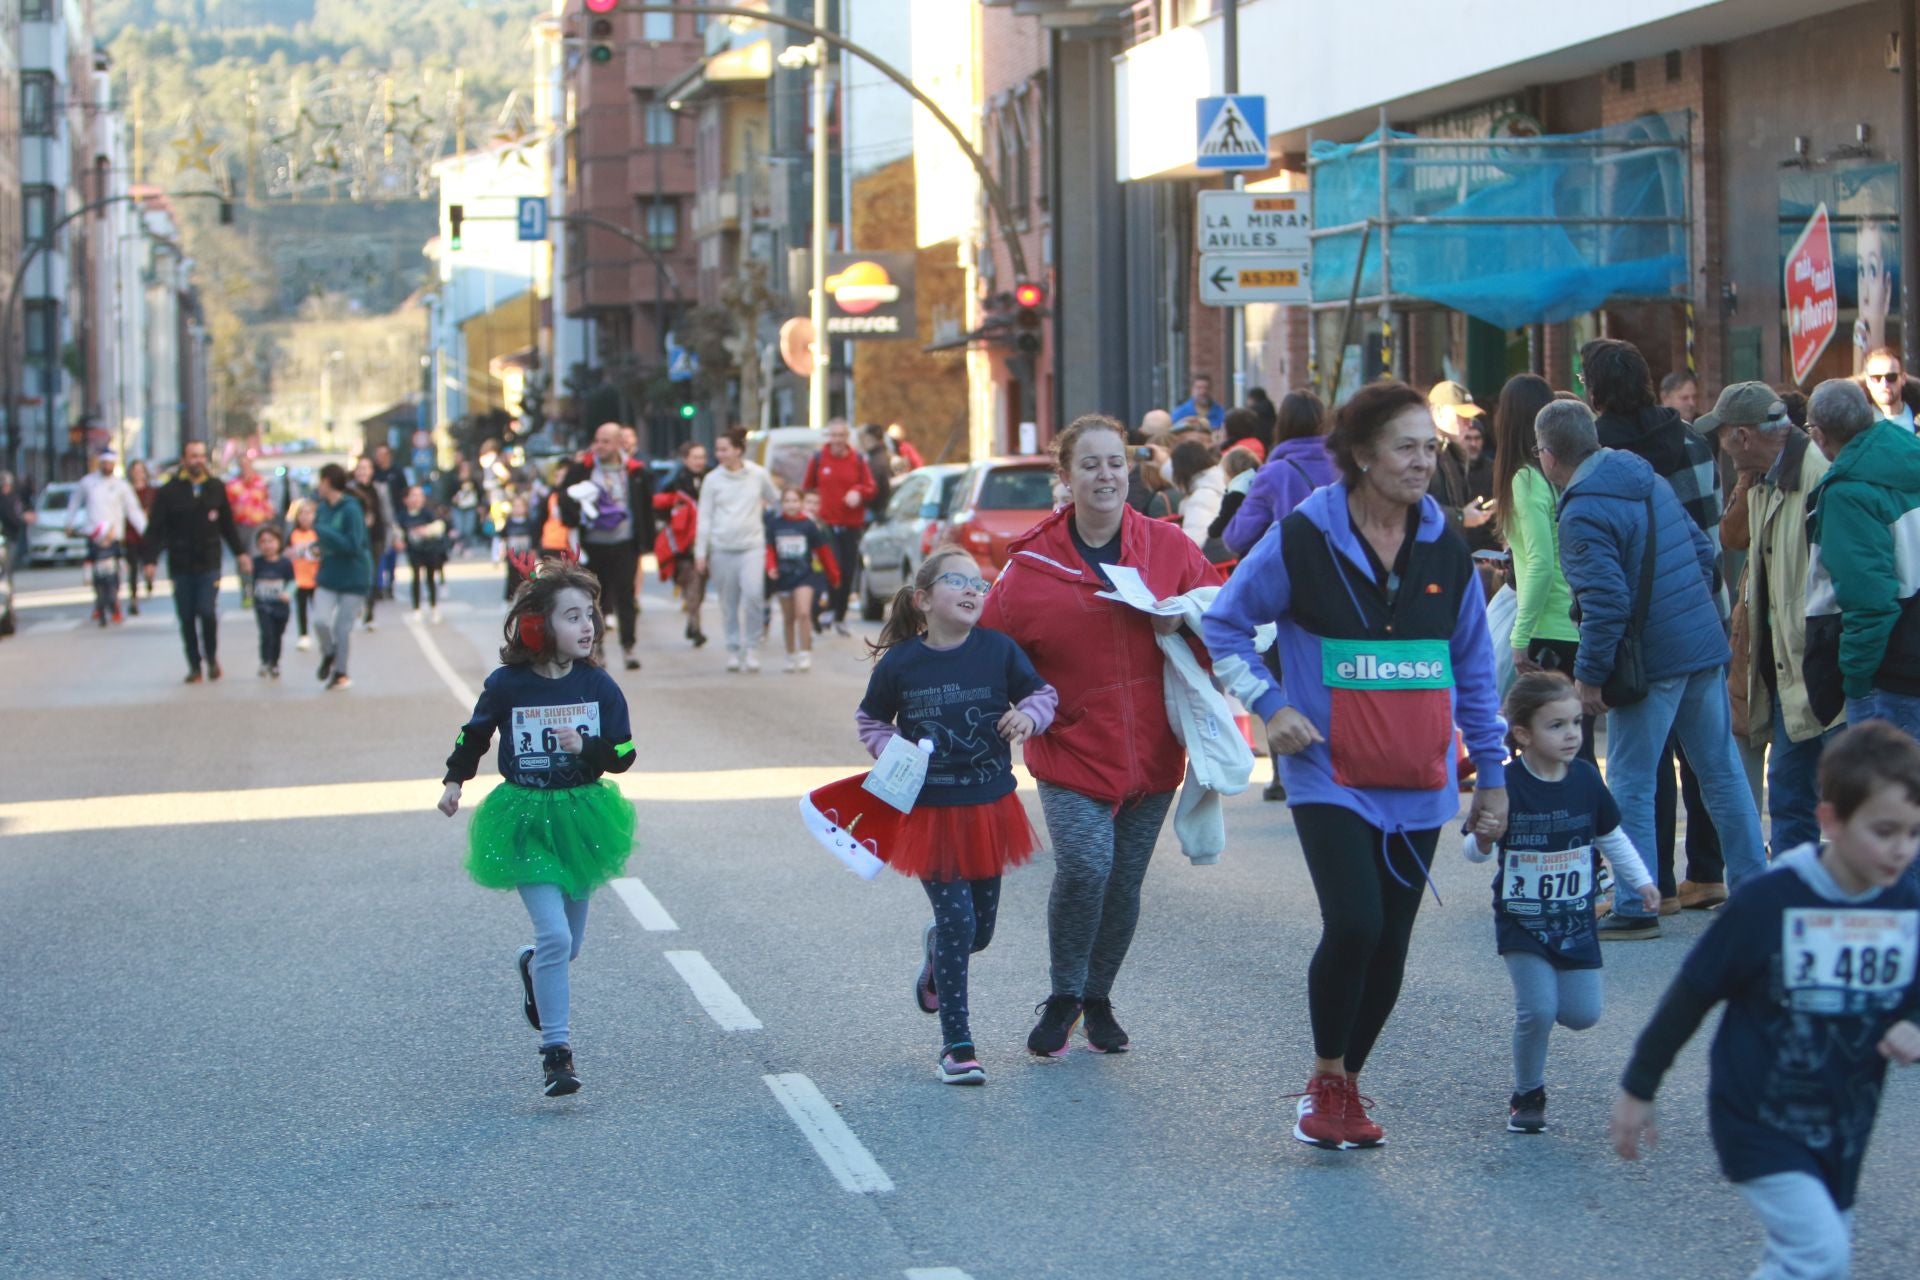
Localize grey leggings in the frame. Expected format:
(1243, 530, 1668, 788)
(1038, 782, 1175, 1000)
(1503, 951, 1603, 1093)
(519, 883, 590, 1049)
(313, 588, 363, 675)
(1735, 1170, 1853, 1280)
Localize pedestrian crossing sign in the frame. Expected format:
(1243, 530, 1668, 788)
(1196, 95, 1268, 171)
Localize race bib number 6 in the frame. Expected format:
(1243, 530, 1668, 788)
(1502, 846, 1590, 905)
(510, 702, 602, 770)
(1784, 908, 1918, 996)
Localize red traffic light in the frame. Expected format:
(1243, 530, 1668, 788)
(1013, 281, 1046, 309)
(584, 0, 619, 13)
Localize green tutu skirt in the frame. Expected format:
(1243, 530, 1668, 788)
(465, 779, 636, 899)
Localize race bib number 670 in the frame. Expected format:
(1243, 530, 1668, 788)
(1502, 846, 1589, 905)
(1783, 909, 1918, 1003)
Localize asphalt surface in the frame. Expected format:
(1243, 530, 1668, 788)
(2, 555, 1917, 1279)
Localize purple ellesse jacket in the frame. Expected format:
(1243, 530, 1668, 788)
(1222, 435, 1337, 557)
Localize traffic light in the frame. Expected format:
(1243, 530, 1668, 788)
(448, 203, 464, 251)
(585, 0, 617, 64)
(1012, 280, 1046, 355)
(678, 402, 696, 420)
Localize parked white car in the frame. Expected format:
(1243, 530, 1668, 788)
(859, 464, 969, 620)
(28, 484, 87, 565)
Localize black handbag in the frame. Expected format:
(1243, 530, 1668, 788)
(1602, 494, 1656, 708)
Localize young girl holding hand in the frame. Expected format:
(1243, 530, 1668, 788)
(438, 563, 638, 1097)
(1464, 671, 1655, 1134)
(857, 547, 1056, 1084)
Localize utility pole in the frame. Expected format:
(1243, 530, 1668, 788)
(808, 0, 831, 433)
(1223, 0, 1244, 408)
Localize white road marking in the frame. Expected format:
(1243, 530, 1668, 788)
(763, 1073, 895, 1194)
(664, 950, 762, 1030)
(405, 609, 478, 707)
(23, 617, 83, 634)
(905, 1270, 976, 1280)
(609, 876, 679, 931)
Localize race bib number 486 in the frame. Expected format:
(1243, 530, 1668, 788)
(511, 702, 601, 772)
(1783, 908, 1918, 1011)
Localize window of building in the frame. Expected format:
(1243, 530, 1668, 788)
(693, 0, 710, 36)
(638, 199, 679, 251)
(23, 73, 55, 136)
(23, 186, 55, 245)
(993, 96, 1030, 228)
(645, 101, 676, 146)
(23, 301, 57, 361)
(643, 12, 674, 41)
(1031, 74, 1051, 215)
(23, 0, 53, 20)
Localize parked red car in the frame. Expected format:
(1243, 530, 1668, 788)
(940, 456, 1057, 581)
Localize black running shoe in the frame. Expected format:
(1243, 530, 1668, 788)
(1026, 994, 1083, 1058)
(914, 922, 939, 1014)
(317, 653, 333, 682)
(517, 945, 540, 1030)
(1081, 997, 1129, 1053)
(1508, 1087, 1547, 1134)
(541, 1045, 580, 1097)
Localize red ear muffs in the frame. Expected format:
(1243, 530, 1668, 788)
(518, 612, 547, 652)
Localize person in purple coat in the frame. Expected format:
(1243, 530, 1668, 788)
(1223, 390, 1337, 558)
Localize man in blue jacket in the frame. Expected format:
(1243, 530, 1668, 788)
(1536, 400, 1766, 940)
(1170, 374, 1225, 433)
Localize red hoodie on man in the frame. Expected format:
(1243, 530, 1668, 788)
(980, 503, 1218, 805)
(803, 446, 877, 529)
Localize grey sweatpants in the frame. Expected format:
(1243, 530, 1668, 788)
(520, 883, 590, 1050)
(1037, 782, 1175, 1000)
(1502, 951, 1603, 1093)
(1735, 1170, 1853, 1280)
(313, 588, 363, 675)
(708, 546, 764, 657)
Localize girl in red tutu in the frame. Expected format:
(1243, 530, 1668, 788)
(857, 547, 1057, 1084)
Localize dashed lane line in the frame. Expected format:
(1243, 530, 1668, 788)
(763, 1073, 895, 1195)
(904, 1271, 976, 1280)
(609, 876, 679, 931)
(664, 950, 763, 1030)
(405, 609, 477, 707)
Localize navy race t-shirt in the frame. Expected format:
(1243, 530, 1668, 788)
(859, 627, 1044, 807)
(1490, 757, 1619, 969)
(451, 663, 634, 790)
(1682, 849, 1920, 1207)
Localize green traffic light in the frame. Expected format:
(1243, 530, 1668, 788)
(679, 404, 696, 419)
(591, 44, 614, 64)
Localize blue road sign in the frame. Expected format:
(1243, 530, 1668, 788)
(1196, 95, 1268, 171)
(517, 196, 549, 242)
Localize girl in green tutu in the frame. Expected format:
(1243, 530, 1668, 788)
(438, 560, 638, 1097)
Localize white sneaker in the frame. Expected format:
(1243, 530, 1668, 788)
(431, 606, 443, 624)
(725, 652, 742, 673)
(744, 650, 762, 673)
(796, 651, 812, 673)
(296, 635, 313, 652)
(783, 653, 798, 673)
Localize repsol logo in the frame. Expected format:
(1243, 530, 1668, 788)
(1335, 654, 1446, 681)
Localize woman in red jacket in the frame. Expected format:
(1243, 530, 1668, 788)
(981, 413, 1218, 1057)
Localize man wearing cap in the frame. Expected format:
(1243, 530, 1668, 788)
(69, 448, 147, 627)
(1428, 381, 1498, 548)
(1701, 382, 1841, 858)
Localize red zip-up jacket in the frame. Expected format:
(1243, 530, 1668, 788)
(803, 446, 877, 528)
(980, 503, 1218, 805)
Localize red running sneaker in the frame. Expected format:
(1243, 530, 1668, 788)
(1343, 1078, 1385, 1147)
(1291, 1072, 1348, 1149)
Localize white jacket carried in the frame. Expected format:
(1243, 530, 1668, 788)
(1155, 585, 1259, 864)
(1179, 465, 1228, 547)
(68, 472, 148, 544)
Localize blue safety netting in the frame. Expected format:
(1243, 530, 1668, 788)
(1310, 112, 1691, 330)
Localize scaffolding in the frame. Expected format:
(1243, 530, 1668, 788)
(1306, 109, 1692, 392)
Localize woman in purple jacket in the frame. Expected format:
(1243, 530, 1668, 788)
(1222, 391, 1337, 800)
(1222, 391, 1337, 558)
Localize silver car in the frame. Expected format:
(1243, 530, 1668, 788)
(859, 464, 969, 620)
(28, 484, 87, 565)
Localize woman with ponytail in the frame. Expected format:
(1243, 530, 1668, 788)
(856, 546, 1057, 1084)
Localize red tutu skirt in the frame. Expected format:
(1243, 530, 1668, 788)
(886, 790, 1040, 883)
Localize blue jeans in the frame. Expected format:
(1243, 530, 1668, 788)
(1606, 668, 1767, 918)
(1768, 700, 1839, 855)
(170, 570, 220, 669)
(1845, 689, 1920, 739)
(519, 883, 590, 1049)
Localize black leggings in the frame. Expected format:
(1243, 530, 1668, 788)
(1293, 805, 1439, 1073)
(921, 876, 1001, 1050)
(295, 585, 314, 637)
(409, 556, 443, 609)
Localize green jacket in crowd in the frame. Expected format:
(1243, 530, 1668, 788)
(1805, 420, 1920, 713)
(314, 492, 374, 596)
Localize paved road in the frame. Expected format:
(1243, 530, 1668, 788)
(2, 556, 1916, 1279)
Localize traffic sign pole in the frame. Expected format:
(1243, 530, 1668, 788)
(1225, 1, 1243, 408)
